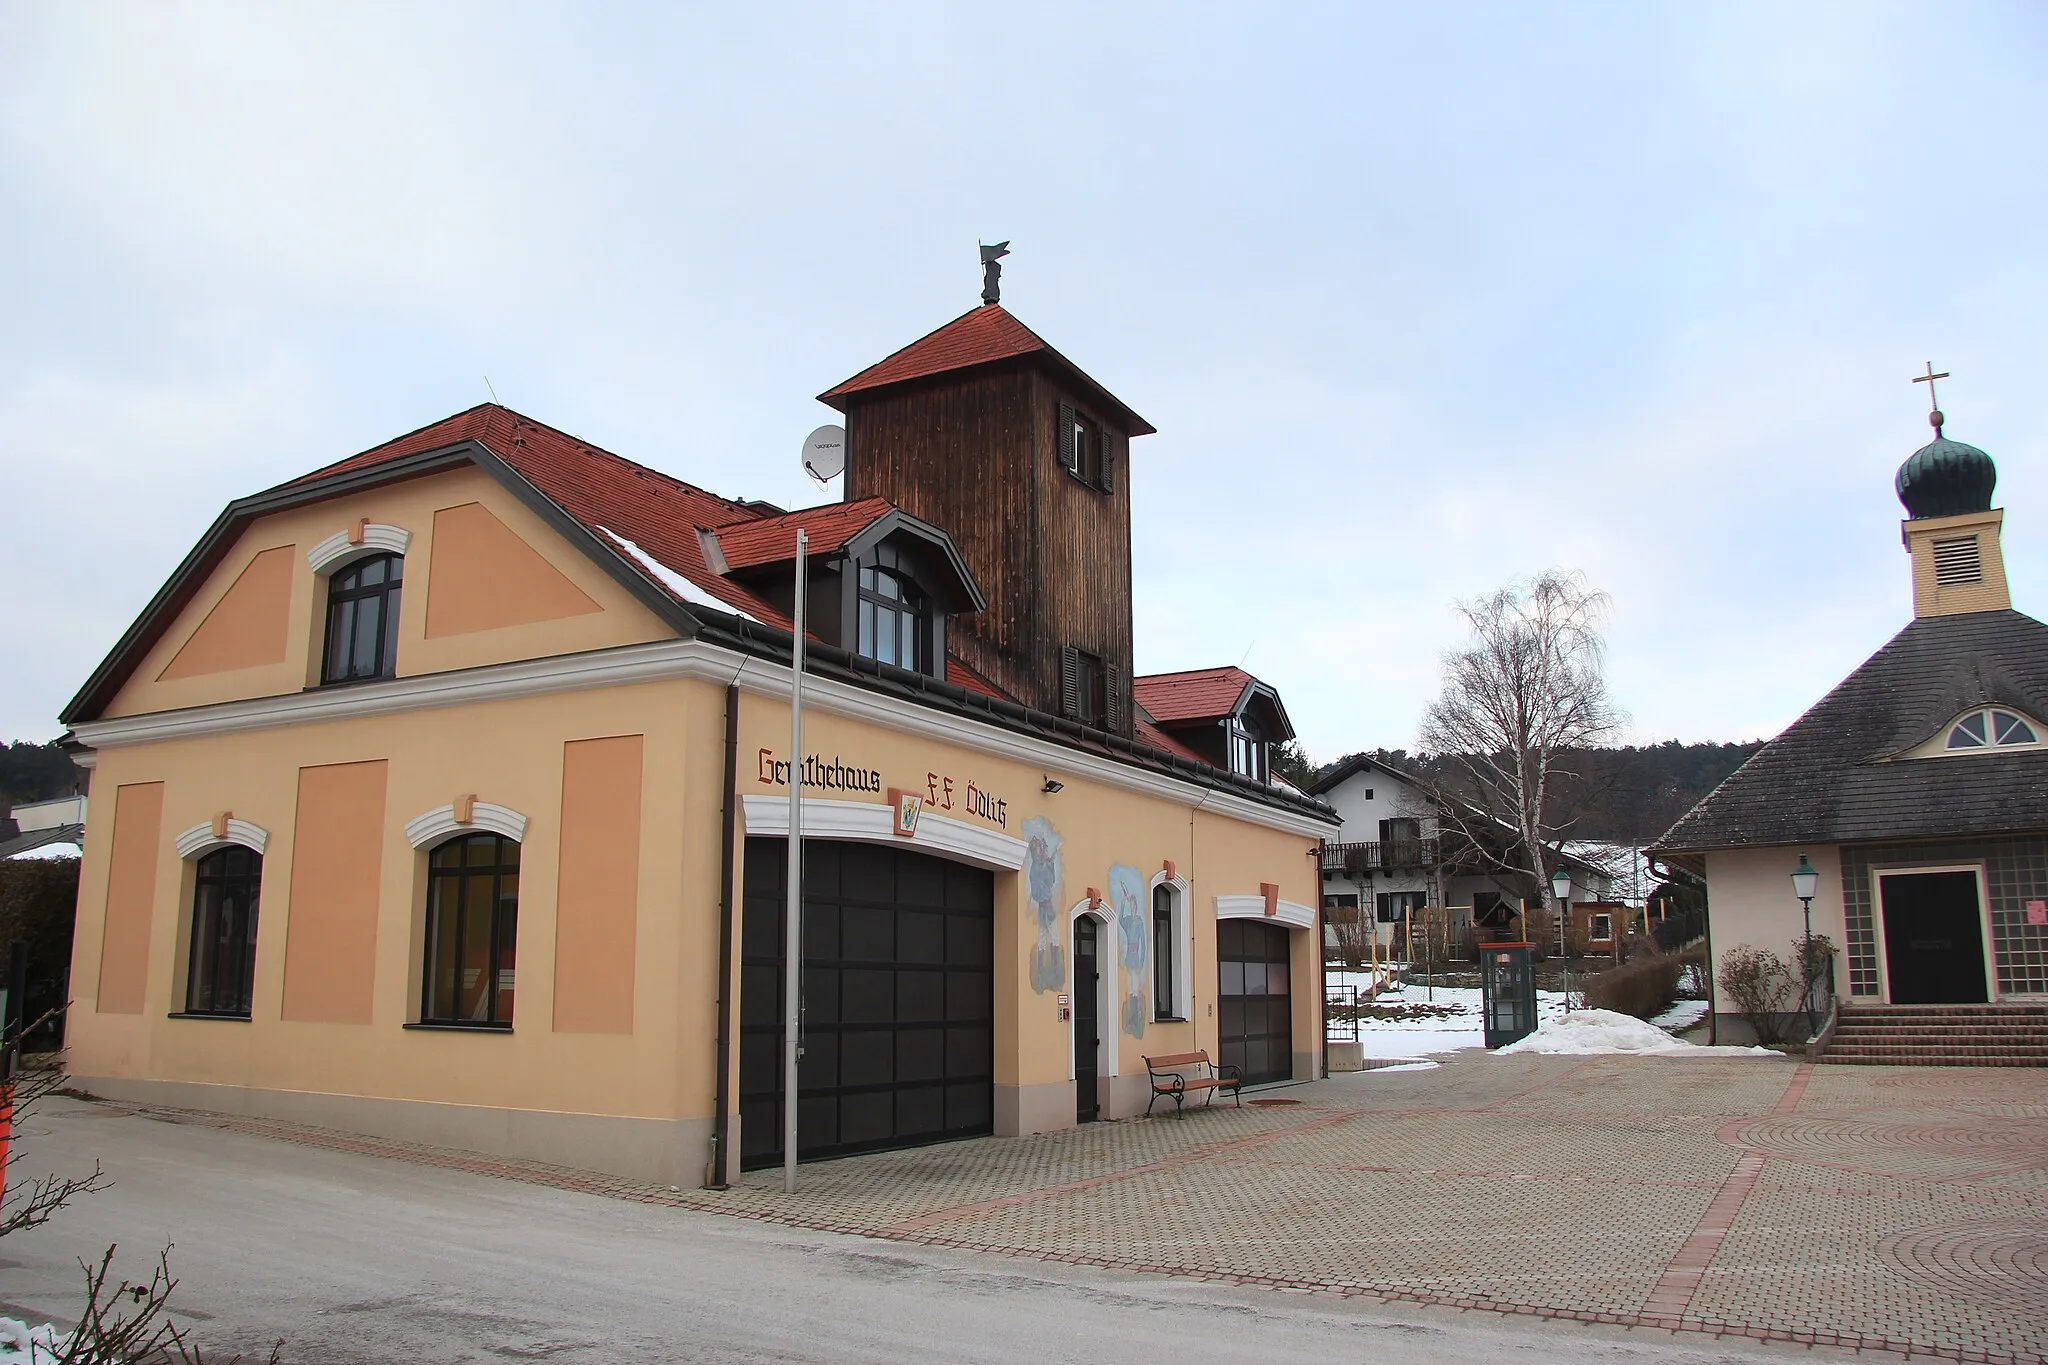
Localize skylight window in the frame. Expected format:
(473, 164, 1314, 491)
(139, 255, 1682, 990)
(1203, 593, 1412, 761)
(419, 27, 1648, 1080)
(1943, 707, 2041, 751)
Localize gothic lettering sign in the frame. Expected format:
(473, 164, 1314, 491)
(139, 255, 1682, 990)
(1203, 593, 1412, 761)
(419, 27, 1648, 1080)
(752, 750, 1011, 830)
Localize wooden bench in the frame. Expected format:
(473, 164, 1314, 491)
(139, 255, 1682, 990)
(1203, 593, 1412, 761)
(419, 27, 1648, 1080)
(1143, 1050, 1243, 1118)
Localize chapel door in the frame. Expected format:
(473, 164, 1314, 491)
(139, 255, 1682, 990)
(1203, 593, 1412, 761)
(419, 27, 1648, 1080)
(1879, 870, 1990, 1005)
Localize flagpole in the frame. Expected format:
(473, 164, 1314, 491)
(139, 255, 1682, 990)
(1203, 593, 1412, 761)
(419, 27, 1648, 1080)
(784, 528, 807, 1194)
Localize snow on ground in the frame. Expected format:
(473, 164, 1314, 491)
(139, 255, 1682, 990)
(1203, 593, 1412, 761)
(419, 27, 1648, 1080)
(1329, 978, 1570, 1060)
(1498, 1008, 1779, 1057)
(1651, 998, 1711, 1031)
(0, 1315, 63, 1362)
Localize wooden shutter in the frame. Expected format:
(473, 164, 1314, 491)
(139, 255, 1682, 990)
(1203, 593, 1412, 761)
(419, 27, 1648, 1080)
(1098, 429, 1116, 493)
(1059, 645, 1081, 719)
(1105, 661, 1126, 734)
(1057, 402, 1076, 475)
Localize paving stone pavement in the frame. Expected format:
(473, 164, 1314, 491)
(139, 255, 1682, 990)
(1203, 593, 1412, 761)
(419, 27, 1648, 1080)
(87, 1050, 2048, 1364)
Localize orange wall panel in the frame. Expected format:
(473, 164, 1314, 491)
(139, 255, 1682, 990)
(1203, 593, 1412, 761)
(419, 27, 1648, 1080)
(96, 781, 165, 1014)
(553, 735, 644, 1034)
(281, 760, 389, 1023)
(157, 545, 296, 680)
(424, 501, 601, 638)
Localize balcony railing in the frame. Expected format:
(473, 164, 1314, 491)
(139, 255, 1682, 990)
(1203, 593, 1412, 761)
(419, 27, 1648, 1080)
(1320, 838, 1440, 873)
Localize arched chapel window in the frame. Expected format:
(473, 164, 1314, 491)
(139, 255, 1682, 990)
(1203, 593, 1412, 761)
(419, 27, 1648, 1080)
(1944, 707, 2041, 751)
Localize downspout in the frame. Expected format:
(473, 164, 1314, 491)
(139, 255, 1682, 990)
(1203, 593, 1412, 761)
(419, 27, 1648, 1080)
(708, 681, 740, 1188)
(1316, 838, 1329, 1079)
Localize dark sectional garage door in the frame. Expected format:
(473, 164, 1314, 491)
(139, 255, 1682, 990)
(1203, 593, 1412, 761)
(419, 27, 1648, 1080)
(739, 837, 994, 1168)
(1218, 918, 1293, 1086)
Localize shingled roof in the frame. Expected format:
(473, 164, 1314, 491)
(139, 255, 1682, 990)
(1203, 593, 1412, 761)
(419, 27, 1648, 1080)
(817, 305, 1155, 436)
(1655, 609, 2048, 851)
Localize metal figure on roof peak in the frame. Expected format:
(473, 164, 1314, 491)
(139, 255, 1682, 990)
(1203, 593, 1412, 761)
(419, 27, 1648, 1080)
(1913, 361, 1951, 435)
(979, 241, 1010, 306)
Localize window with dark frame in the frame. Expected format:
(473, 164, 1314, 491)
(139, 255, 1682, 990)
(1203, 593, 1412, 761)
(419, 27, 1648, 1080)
(1056, 401, 1115, 494)
(422, 832, 520, 1027)
(322, 552, 403, 684)
(1153, 883, 1176, 1019)
(856, 542, 932, 674)
(185, 845, 261, 1017)
(1376, 890, 1426, 923)
(1227, 718, 1267, 782)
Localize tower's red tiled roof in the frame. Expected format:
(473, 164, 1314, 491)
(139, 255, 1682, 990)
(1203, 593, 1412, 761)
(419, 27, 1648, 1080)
(712, 498, 895, 570)
(1134, 666, 1258, 725)
(817, 305, 1155, 435)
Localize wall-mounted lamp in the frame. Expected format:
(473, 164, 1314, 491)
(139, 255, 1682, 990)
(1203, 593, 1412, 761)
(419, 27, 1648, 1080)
(1041, 777, 1064, 794)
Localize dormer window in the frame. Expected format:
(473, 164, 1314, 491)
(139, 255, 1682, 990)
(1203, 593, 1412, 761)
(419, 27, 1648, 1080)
(1227, 718, 1267, 782)
(1944, 707, 2041, 751)
(856, 542, 932, 674)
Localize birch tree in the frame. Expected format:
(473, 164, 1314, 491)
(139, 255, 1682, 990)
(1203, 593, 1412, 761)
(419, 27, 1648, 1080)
(1418, 572, 1622, 946)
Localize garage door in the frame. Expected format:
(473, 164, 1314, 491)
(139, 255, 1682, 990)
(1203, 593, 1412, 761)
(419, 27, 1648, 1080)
(1218, 918, 1292, 1086)
(739, 837, 994, 1168)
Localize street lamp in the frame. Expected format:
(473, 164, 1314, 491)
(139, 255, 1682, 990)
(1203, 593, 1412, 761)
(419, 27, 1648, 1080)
(1550, 866, 1573, 1014)
(1792, 853, 1820, 1039)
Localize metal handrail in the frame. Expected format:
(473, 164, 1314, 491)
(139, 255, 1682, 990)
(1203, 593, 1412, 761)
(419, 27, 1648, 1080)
(1319, 838, 1441, 872)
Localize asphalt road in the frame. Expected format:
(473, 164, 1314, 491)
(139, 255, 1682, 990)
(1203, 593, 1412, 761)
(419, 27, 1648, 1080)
(3, 1096, 1835, 1365)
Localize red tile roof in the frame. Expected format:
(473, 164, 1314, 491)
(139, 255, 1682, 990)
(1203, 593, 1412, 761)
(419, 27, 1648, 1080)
(274, 404, 1021, 702)
(1134, 714, 1207, 764)
(1134, 666, 1257, 725)
(818, 305, 1156, 435)
(713, 498, 894, 570)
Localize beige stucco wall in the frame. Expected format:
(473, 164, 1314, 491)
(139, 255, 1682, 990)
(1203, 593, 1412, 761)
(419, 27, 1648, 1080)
(104, 466, 673, 719)
(68, 678, 722, 1169)
(1704, 844, 1847, 1018)
(1903, 508, 2010, 619)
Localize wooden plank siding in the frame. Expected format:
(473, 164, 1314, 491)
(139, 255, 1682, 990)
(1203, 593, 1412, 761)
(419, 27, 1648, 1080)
(843, 361, 1135, 736)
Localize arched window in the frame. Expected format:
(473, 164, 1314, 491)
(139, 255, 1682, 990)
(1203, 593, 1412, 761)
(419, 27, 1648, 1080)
(1944, 707, 2041, 751)
(1152, 883, 1175, 1020)
(186, 845, 261, 1017)
(322, 552, 403, 684)
(857, 543, 930, 673)
(422, 832, 520, 1027)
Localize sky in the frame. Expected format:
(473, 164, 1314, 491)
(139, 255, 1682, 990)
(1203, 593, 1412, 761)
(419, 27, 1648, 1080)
(2, 3, 2043, 762)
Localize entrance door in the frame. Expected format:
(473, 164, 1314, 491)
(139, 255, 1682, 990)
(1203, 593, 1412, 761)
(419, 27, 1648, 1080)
(1074, 916, 1100, 1122)
(1880, 870, 1990, 1004)
(738, 838, 994, 1169)
(1219, 918, 1293, 1085)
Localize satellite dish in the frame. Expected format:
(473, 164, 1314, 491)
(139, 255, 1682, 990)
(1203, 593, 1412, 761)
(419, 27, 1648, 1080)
(802, 424, 846, 482)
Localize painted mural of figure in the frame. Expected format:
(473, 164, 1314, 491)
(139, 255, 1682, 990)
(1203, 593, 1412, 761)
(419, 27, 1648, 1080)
(1023, 816, 1064, 993)
(1109, 862, 1148, 1038)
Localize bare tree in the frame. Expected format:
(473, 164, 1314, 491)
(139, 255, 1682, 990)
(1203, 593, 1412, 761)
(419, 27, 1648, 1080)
(3, 1010, 110, 1241)
(1418, 572, 1623, 947)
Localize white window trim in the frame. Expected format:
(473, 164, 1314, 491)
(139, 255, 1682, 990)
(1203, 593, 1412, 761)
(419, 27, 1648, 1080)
(1215, 893, 1315, 931)
(307, 524, 412, 575)
(739, 794, 1026, 871)
(1902, 705, 2048, 759)
(1067, 898, 1118, 1083)
(174, 818, 269, 859)
(405, 802, 528, 850)
(1147, 870, 1193, 1021)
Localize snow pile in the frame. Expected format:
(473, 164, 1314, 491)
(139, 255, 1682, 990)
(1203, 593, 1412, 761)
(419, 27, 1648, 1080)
(596, 528, 762, 624)
(1651, 998, 1711, 1032)
(1498, 1008, 1778, 1057)
(0, 1316, 64, 1362)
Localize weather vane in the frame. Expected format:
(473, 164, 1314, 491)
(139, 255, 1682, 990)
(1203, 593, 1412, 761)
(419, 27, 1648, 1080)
(979, 241, 1010, 306)
(1913, 361, 1950, 435)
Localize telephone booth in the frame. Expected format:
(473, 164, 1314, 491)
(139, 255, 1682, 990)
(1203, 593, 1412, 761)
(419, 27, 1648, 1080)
(1481, 942, 1537, 1049)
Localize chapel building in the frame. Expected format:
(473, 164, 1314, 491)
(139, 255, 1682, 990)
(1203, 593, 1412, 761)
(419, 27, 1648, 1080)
(57, 293, 1337, 1183)
(1656, 407, 2048, 1058)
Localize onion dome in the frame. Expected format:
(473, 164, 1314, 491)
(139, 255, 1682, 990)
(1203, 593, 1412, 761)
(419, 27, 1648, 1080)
(1896, 426, 1996, 520)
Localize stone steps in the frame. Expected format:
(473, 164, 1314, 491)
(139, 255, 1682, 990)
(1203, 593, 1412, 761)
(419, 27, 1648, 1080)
(1818, 1004, 2048, 1066)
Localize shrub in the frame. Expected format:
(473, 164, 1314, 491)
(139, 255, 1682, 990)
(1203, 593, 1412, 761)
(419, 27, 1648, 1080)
(1582, 951, 1685, 1020)
(1719, 943, 1796, 1043)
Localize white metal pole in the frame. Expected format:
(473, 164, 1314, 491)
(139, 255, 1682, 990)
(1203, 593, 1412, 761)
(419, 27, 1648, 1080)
(783, 529, 807, 1194)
